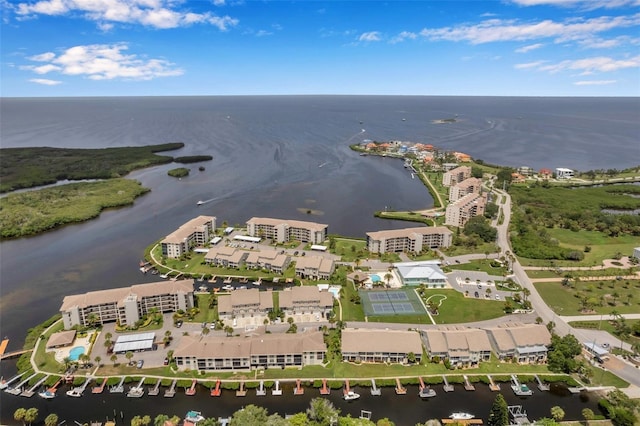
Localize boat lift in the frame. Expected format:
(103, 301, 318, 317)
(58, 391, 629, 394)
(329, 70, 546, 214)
(256, 380, 266, 396)
(22, 374, 50, 397)
(463, 375, 475, 391)
(320, 379, 330, 395)
(293, 379, 304, 395)
(164, 379, 177, 397)
(148, 380, 161, 396)
(370, 379, 381, 396)
(110, 377, 125, 393)
(211, 379, 221, 397)
(272, 380, 282, 396)
(6, 371, 38, 395)
(534, 375, 550, 391)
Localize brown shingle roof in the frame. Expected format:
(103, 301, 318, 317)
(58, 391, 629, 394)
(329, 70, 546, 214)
(342, 329, 423, 354)
(46, 330, 77, 348)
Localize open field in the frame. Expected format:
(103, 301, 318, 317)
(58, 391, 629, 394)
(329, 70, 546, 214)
(534, 281, 640, 316)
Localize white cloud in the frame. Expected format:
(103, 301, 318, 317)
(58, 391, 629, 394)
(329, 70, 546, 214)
(358, 31, 382, 42)
(22, 43, 184, 81)
(515, 43, 544, 53)
(516, 55, 640, 73)
(419, 13, 640, 45)
(255, 30, 272, 37)
(390, 31, 417, 44)
(28, 51, 55, 61)
(29, 78, 62, 85)
(574, 79, 617, 85)
(509, 0, 640, 9)
(213, 0, 225, 5)
(15, 0, 239, 30)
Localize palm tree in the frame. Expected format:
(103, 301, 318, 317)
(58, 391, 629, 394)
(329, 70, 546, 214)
(384, 273, 393, 288)
(125, 351, 134, 365)
(104, 332, 112, 341)
(94, 355, 101, 367)
(25, 408, 38, 426)
(263, 318, 269, 332)
(201, 327, 210, 339)
(485, 287, 492, 298)
(14, 408, 26, 426)
(224, 326, 234, 337)
(154, 414, 169, 426)
(141, 415, 151, 426)
(110, 354, 118, 366)
(522, 288, 531, 302)
(44, 413, 59, 426)
(550, 406, 565, 422)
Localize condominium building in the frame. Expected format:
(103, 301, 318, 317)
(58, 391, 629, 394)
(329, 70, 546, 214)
(204, 246, 249, 269)
(445, 193, 486, 227)
(366, 226, 453, 254)
(173, 331, 326, 371)
(244, 250, 291, 274)
(246, 217, 328, 244)
(161, 216, 216, 258)
(279, 286, 334, 319)
(421, 327, 492, 367)
(294, 255, 335, 280)
(341, 329, 423, 363)
(442, 166, 471, 187)
(485, 323, 551, 363)
(217, 288, 274, 322)
(449, 178, 482, 202)
(60, 280, 195, 329)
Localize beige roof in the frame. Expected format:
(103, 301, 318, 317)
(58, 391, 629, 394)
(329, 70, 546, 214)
(342, 329, 423, 354)
(466, 329, 492, 352)
(499, 323, 551, 347)
(487, 327, 516, 352)
(250, 331, 326, 355)
(173, 336, 252, 359)
(423, 330, 448, 353)
(60, 279, 194, 311)
(46, 330, 77, 348)
(205, 246, 238, 261)
(366, 226, 452, 241)
(454, 177, 482, 190)
(161, 216, 214, 244)
(247, 217, 328, 232)
(218, 289, 274, 312)
(295, 256, 322, 270)
(423, 328, 492, 354)
(279, 286, 334, 309)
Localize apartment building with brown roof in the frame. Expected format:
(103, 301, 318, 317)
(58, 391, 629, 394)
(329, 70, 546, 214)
(341, 328, 423, 364)
(204, 246, 248, 269)
(279, 286, 334, 319)
(442, 166, 471, 187)
(485, 323, 551, 363)
(294, 255, 335, 280)
(161, 216, 216, 259)
(217, 288, 274, 322)
(366, 226, 453, 254)
(445, 193, 487, 227)
(449, 177, 482, 202)
(246, 217, 328, 244)
(421, 327, 492, 367)
(60, 280, 195, 329)
(173, 331, 326, 371)
(244, 250, 291, 274)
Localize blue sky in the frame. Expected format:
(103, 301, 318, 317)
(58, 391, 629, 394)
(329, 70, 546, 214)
(2, 0, 639, 96)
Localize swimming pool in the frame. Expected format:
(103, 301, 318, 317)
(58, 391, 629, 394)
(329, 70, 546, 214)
(68, 346, 85, 361)
(370, 274, 381, 283)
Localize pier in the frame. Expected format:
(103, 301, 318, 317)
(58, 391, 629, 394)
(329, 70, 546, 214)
(164, 379, 177, 398)
(508, 405, 530, 425)
(256, 380, 266, 396)
(6, 371, 38, 395)
(92, 378, 108, 394)
(463, 375, 475, 391)
(510, 375, 533, 396)
(1, 372, 26, 390)
(442, 420, 483, 424)
(109, 377, 125, 393)
(534, 375, 550, 391)
(22, 374, 50, 397)
(343, 380, 351, 397)
(185, 379, 197, 396)
(148, 380, 161, 396)
(488, 375, 500, 391)
(294, 379, 304, 395)
(67, 376, 92, 397)
(394, 378, 406, 395)
(126, 377, 145, 398)
(236, 381, 247, 397)
(211, 380, 221, 397)
(223, 276, 233, 284)
(272, 380, 282, 396)
(320, 379, 330, 395)
(370, 379, 381, 396)
(442, 375, 454, 392)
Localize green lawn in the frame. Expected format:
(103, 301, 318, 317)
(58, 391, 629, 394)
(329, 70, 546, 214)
(568, 319, 640, 347)
(534, 281, 640, 316)
(340, 282, 365, 321)
(448, 259, 508, 276)
(441, 242, 500, 257)
(332, 238, 367, 262)
(420, 289, 508, 324)
(192, 294, 218, 323)
(545, 228, 640, 266)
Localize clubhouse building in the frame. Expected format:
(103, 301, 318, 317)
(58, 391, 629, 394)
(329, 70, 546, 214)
(393, 261, 448, 287)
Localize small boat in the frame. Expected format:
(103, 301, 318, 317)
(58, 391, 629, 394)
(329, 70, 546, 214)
(185, 411, 205, 423)
(450, 413, 475, 420)
(38, 389, 56, 399)
(66, 388, 83, 397)
(197, 201, 204, 206)
(127, 386, 144, 398)
(222, 284, 234, 291)
(198, 166, 205, 171)
(419, 387, 436, 398)
(343, 391, 360, 401)
(512, 383, 533, 396)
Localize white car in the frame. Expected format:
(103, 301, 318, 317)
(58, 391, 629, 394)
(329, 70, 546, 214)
(495, 295, 501, 300)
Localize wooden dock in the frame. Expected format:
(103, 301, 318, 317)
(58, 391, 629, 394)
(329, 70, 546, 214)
(185, 380, 197, 396)
(236, 381, 247, 397)
(164, 379, 177, 398)
(6, 372, 38, 395)
(211, 380, 221, 397)
(463, 375, 475, 391)
(370, 379, 381, 396)
(487, 375, 500, 392)
(343, 380, 351, 397)
(92, 377, 108, 394)
(394, 378, 406, 395)
(535, 375, 550, 391)
(442, 375, 454, 392)
(320, 379, 330, 395)
(293, 379, 304, 395)
(22, 374, 50, 397)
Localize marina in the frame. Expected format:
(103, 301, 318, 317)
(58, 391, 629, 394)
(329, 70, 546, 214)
(5, 371, 37, 395)
(21, 374, 50, 397)
(66, 377, 92, 398)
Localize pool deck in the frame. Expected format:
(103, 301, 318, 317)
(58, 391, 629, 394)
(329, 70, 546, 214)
(54, 334, 95, 363)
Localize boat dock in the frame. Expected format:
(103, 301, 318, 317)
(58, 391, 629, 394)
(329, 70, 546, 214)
(508, 405, 530, 425)
(69, 376, 92, 397)
(343, 380, 351, 397)
(534, 375, 549, 391)
(463, 375, 475, 391)
(148, 380, 161, 396)
(442, 375, 454, 392)
(211, 380, 221, 397)
(164, 379, 177, 397)
(370, 379, 381, 396)
(568, 386, 585, 394)
(442, 420, 483, 424)
(110, 377, 125, 393)
(294, 379, 304, 395)
(1, 372, 26, 390)
(185, 380, 197, 396)
(92, 378, 108, 394)
(236, 381, 247, 397)
(6, 371, 38, 395)
(22, 374, 50, 397)
(511, 375, 533, 396)
(256, 380, 266, 396)
(223, 276, 233, 284)
(126, 377, 145, 398)
(320, 379, 330, 395)
(488, 375, 500, 391)
(394, 378, 406, 395)
(272, 380, 282, 396)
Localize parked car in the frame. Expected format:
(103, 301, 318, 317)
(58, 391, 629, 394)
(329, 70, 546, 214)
(474, 292, 479, 298)
(495, 295, 501, 300)
(163, 358, 169, 365)
(136, 360, 144, 369)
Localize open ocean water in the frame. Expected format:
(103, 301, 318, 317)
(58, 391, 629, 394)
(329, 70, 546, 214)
(0, 96, 638, 424)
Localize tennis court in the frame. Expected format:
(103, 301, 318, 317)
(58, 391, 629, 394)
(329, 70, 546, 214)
(359, 289, 426, 317)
